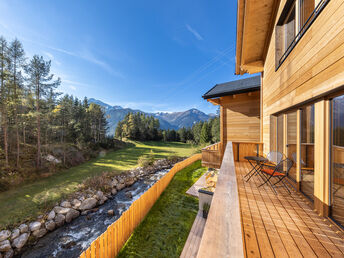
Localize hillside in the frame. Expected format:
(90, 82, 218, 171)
(88, 98, 214, 135)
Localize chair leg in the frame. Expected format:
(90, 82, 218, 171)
(280, 179, 291, 194)
(258, 174, 272, 187)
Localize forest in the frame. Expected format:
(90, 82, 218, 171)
(115, 112, 220, 145)
(0, 36, 110, 183)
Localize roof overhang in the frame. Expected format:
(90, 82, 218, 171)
(203, 87, 260, 100)
(236, 0, 280, 75)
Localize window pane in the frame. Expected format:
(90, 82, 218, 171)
(287, 112, 297, 181)
(300, 0, 315, 30)
(277, 115, 284, 154)
(301, 105, 314, 200)
(332, 95, 344, 226)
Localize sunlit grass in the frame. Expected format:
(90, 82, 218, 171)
(118, 160, 205, 258)
(0, 141, 199, 229)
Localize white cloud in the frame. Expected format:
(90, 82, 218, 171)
(47, 45, 124, 78)
(186, 24, 203, 41)
(69, 85, 77, 91)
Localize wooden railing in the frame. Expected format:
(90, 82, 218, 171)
(197, 142, 244, 257)
(201, 142, 222, 168)
(79, 154, 202, 258)
(232, 141, 263, 161)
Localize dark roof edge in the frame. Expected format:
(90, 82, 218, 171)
(202, 86, 260, 99)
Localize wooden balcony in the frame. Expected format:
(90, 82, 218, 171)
(183, 142, 344, 257)
(201, 142, 222, 168)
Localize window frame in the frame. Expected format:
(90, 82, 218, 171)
(275, 0, 330, 71)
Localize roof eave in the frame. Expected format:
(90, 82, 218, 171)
(202, 87, 260, 100)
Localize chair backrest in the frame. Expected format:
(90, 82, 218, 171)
(275, 158, 294, 176)
(291, 152, 306, 166)
(267, 151, 283, 164)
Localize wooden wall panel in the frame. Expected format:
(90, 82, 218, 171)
(220, 92, 260, 144)
(262, 0, 344, 154)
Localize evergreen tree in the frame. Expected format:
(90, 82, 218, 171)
(200, 122, 211, 144)
(25, 55, 61, 168)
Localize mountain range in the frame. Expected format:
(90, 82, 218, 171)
(88, 98, 215, 135)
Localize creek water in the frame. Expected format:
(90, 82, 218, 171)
(19, 168, 170, 258)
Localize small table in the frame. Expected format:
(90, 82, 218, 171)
(244, 156, 268, 182)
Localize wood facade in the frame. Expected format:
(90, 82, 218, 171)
(235, 0, 344, 221)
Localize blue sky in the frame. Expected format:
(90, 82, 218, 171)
(0, 0, 251, 114)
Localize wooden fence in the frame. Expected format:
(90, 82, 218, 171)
(80, 153, 202, 258)
(201, 142, 222, 169)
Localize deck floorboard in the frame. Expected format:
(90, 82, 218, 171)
(237, 161, 344, 257)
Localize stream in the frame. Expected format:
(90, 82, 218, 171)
(18, 168, 170, 258)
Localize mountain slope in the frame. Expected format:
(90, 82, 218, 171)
(89, 99, 213, 135)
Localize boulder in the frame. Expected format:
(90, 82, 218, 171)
(0, 240, 11, 252)
(125, 192, 132, 199)
(47, 210, 56, 221)
(79, 198, 97, 211)
(45, 220, 56, 231)
(111, 179, 118, 188)
(18, 224, 28, 234)
(71, 199, 81, 209)
(111, 188, 117, 195)
(125, 179, 135, 187)
(12, 233, 29, 249)
(54, 206, 71, 215)
(0, 230, 10, 242)
(54, 214, 65, 227)
(32, 228, 47, 238)
(116, 183, 126, 191)
(79, 196, 85, 202)
(107, 210, 114, 216)
(10, 229, 20, 240)
(60, 201, 72, 208)
(65, 209, 80, 223)
(3, 249, 13, 258)
(29, 222, 41, 232)
(95, 191, 104, 200)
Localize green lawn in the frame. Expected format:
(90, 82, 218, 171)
(0, 141, 198, 229)
(118, 160, 206, 258)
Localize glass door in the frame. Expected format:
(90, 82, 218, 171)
(277, 115, 284, 155)
(286, 112, 297, 181)
(331, 95, 344, 226)
(301, 105, 314, 200)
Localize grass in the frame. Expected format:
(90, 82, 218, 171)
(118, 160, 206, 258)
(0, 141, 199, 229)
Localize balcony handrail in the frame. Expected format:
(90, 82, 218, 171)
(197, 142, 244, 257)
(201, 142, 221, 151)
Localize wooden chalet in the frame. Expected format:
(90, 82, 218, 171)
(183, 0, 344, 257)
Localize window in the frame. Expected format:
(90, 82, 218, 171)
(275, 0, 296, 68)
(299, 0, 315, 30)
(331, 95, 344, 227)
(275, 0, 329, 69)
(300, 104, 314, 200)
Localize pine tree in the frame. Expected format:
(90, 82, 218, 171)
(8, 39, 25, 167)
(200, 122, 211, 144)
(0, 36, 9, 166)
(25, 55, 61, 168)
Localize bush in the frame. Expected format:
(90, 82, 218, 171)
(81, 172, 112, 192)
(138, 154, 155, 167)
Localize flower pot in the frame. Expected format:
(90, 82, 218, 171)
(202, 209, 208, 219)
(198, 188, 213, 212)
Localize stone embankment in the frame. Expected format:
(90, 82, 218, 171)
(0, 158, 182, 258)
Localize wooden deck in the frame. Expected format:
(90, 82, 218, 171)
(180, 211, 206, 258)
(237, 161, 344, 257)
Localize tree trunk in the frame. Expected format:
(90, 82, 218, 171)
(36, 85, 41, 168)
(3, 115, 8, 167)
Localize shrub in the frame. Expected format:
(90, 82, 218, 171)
(81, 172, 112, 192)
(138, 154, 155, 167)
